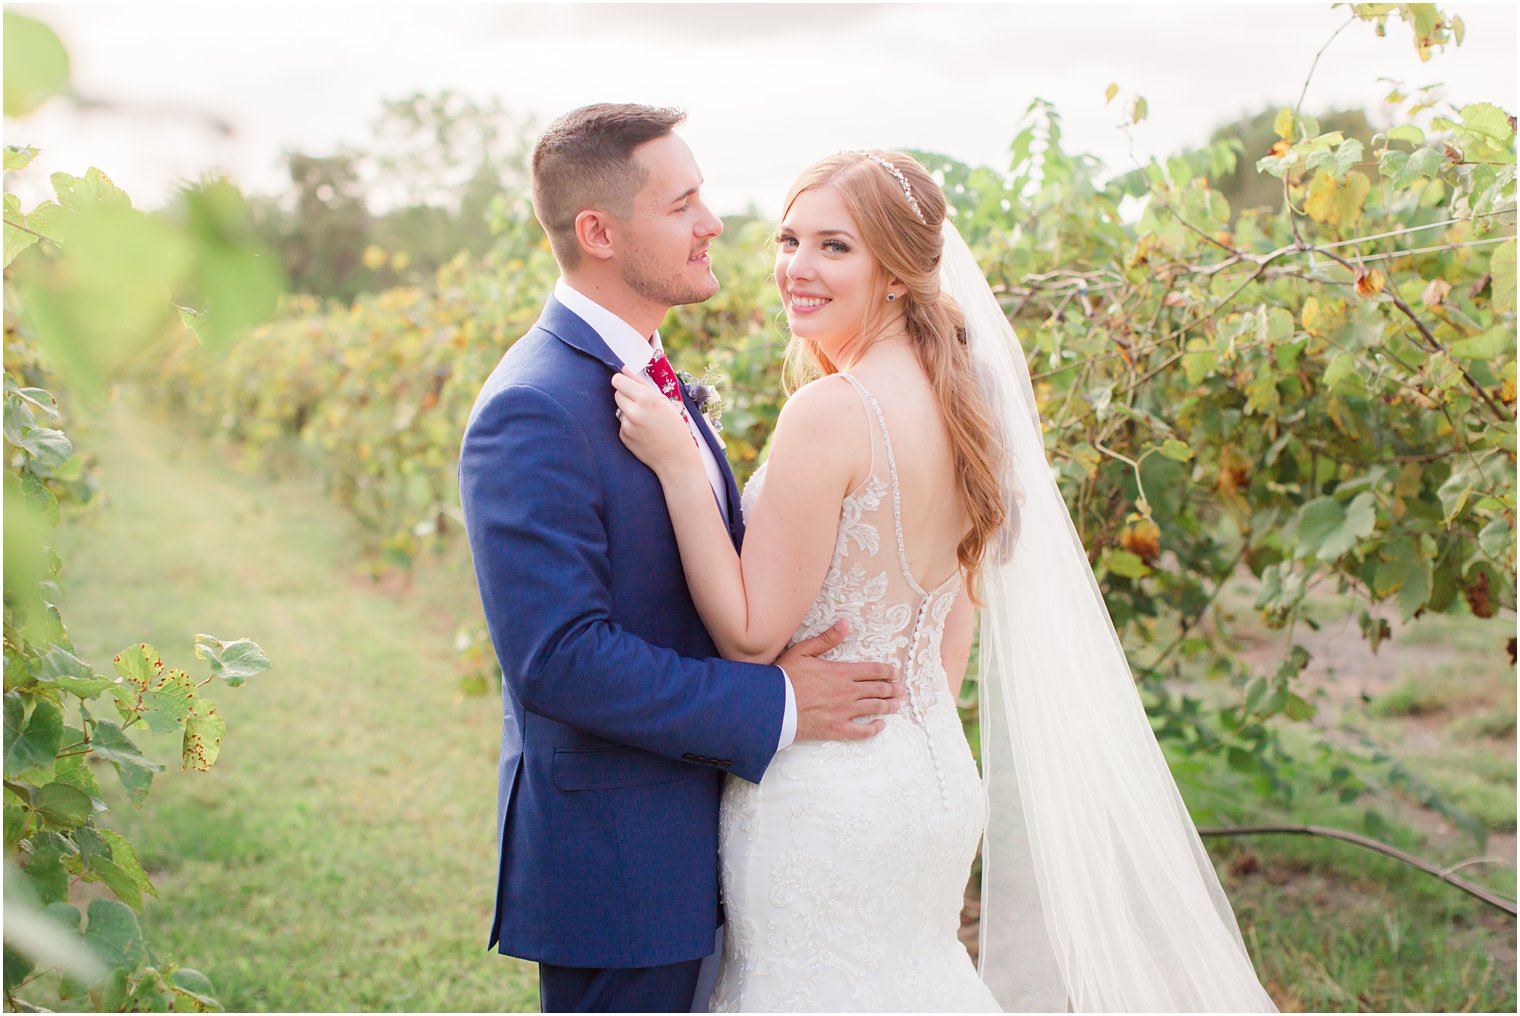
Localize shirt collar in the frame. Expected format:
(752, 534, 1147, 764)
(554, 278, 664, 371)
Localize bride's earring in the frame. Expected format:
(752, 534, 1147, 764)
(886, 292, 898, 302)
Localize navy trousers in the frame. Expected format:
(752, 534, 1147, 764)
(538, 959, 704, 1013)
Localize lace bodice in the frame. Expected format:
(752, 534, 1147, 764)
(740, 375, 963, 723)
(714, 375, 997, 1012)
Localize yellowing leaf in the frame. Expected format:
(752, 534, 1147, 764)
(1302, 296, 1324, 336)
(1490, 239, 1515, 314)
(1304, 171, 1371, 228)
(1354, 268, 1385, 298)
(1273, 107, 1294, 141)
(1104, 83, 1119, 104)
(1421, 278, 1451, 309)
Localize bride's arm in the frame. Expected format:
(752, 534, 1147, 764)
(612, 371, 865, 663)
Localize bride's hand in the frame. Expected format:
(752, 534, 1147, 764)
(611, 368, 703, 478)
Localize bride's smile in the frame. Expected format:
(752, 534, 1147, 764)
(774, 183, 905, 361)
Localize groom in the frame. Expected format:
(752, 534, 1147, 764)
(458, 103, 904, 1013)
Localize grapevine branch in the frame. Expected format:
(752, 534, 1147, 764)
(1197, 823, 1519, 917)
(1307, 241, 1512, 422)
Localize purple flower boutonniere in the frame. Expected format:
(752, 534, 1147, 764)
(676, 367, 725, 435)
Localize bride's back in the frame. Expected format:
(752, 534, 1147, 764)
(844, 361, 968, 596)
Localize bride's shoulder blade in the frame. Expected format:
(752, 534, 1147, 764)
(766, 373, 873, 498)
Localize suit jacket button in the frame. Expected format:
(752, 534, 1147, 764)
(719, 759, 731, 768)
(682, 753, 696, 761)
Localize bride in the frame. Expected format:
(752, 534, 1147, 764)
(611, 151, 1277, 1012)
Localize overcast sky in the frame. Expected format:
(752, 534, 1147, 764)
(6, 2, 1517, 216)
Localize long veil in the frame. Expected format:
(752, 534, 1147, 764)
(942, 221, 1278, 1012)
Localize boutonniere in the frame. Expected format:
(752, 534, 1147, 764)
(676, 366, 725, 434)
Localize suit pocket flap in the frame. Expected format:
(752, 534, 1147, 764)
(552, 746, 683, 792)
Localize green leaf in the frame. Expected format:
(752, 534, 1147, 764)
(1321, 352, 1367, 396)
(1395, 146, 1445, 186)
(1296, 492, 1376, 562)
(16, 425, 73, 471)
(192, 635, 271, 687)
(1386, 124, 1424, 147)
(32, 782, 92, 829)
(19, 470, 59, 530)
(1461, 102, 1515, 143)
(3, 203, 40, 267)
(142, 668, 195, 736)
(168, 967, 221, 1011)
(110, 644, 193, 731)
(1131, 96, 1147, 124)
(1478, 516, 1513, 562)
(1448, 326, 1511, 361)
(3, 12, 70, 118)
(5, 694, 62, 777)
(1158, 438, 1194, 462)
(3, 946, 34, 994)
(21, 834, 73, 905)
(86, 720, 162, 805)
(4, 144, 38, 171)
(183, 701, 226, 771)
(34, 648, 115, 699)
(1101, 548, 1151, 579)
(50, 167, 132, 215)
(98, 830, 156, 901)
(1374, 540, 1433, 620)
(1490, 239, 1515, 315)
(81, 898, 146, 972)
(81, 856, 142, 911)
(4, 803, 32, 852)
(51, 748, 104, 814)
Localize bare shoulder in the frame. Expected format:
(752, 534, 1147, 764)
(775, 373, 866, 433)
(767, 373, 871, 493)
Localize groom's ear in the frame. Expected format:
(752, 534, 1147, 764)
(574, 209, 619, 262)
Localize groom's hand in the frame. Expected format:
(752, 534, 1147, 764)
(778, 620, 906, 742)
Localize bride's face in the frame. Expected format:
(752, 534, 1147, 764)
(774, 185, 884, 359)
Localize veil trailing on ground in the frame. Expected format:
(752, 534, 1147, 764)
(941, 221, 1278, 1013)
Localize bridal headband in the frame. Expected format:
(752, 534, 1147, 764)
(862, 153, 928, 225)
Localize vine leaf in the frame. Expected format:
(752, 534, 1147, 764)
(1296, 492, 1377, 562)
(1490, 239, 1515, 314)
(193, 634, 271, 687)
(85, 721, 162, 806)
(182, 702, 226, 772)
(4, 694, 62, 778)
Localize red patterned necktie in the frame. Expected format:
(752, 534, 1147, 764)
(645, 351, 700, 444)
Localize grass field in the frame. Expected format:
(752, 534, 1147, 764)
(52, 393, 535, 1012)
(46, 390, 1516, 1012)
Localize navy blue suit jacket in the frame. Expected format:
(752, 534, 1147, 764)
(459, 294, 786, 969)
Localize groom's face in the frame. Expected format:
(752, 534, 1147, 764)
(615, 133, 723, 308)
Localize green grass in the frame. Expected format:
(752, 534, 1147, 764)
(49, 393, 535, 1012)
(1196, 755, 1517, 1013)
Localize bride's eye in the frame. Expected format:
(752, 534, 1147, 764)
(775, 232, 798, 249)
(823, 239, 850, 254)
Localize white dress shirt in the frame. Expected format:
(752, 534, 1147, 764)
(553, 279, 798, 753)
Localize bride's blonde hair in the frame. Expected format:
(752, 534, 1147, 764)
(778, 151, 1008, 585)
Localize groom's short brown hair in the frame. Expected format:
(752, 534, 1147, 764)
(531, 103, 687, 270)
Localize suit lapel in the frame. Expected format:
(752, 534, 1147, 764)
(679, 381, 743, 548)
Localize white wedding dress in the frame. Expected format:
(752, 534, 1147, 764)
(710, 374, 1001, 1013)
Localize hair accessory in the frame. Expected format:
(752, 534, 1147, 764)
(862, 154, 927, 225)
